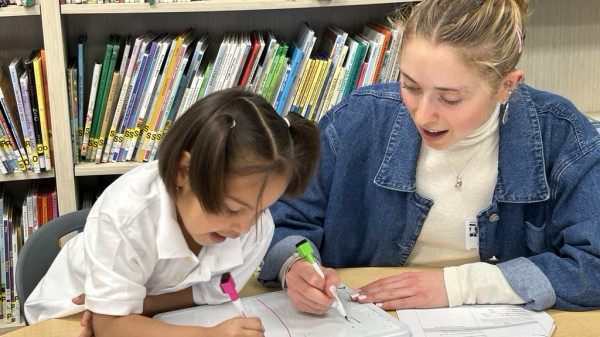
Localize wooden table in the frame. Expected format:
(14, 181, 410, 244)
(4, 267, 599, 336)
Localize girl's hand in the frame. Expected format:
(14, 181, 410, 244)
(284, 260, 341, 314)
(72, 293, 94, 337)
(350, 269, 449, 309)
(208, 316, 265, 337)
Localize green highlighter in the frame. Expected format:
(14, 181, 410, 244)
(295, 239, 348, 319)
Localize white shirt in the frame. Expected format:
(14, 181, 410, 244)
(25, 161, 274, 323)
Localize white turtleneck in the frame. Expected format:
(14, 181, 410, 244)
(409, 103, 525, 307)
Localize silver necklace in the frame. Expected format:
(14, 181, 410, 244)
(445, 134, 491, 188)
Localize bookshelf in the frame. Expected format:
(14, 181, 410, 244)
(0, 0, 599, 217)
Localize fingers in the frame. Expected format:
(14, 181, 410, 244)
(242, 316, 265, 332)
(77, 325, 94, 337)
(72, 293, 85, 305)
(285, 261, 337, 314)
(350, 270, 448, 309)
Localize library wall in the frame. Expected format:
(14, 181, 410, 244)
(519, 0, 600, 114)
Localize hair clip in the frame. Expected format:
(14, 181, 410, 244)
(283, 117, 290, 127)
(515, 24, 523, 53)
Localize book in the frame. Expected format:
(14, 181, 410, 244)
(367, 20, 399, 83)
(88, 35, 121, 161)
(102, 34, 146, 163)
(0, 99, 23, 172)
(261, 40, 288, 103)
(313, 24, 348, 116)
(23, 50, 46, 171)
(39, 50, 54, 169)
(32, 50, 52, 170)
(202, 33, 232, 96)
(318, 44, 348, 118)
(93, 70, 120, 163)
(110, 32, 161, 162)
(340, 34, 368, 98)
(122, 33, 171, 162)
(249, 31, 278, 94)
(243, 32, 266, 92)
(8, 57, 37, 172)
(135, 29, 192, 162)
(280, 22, 316, 114)
(237, 31, 263, 88)
(230, 33, 253, 90)
(173, 34, 208, 121)
(147, 43, 194, 161)
(18, 69, 41, 172)
(290, 56, 316, 114)
(305, 56, 331, 121)
(76, 35, 87, 156)
(364, 22, 391, 83)
(66, 59, 79, 163)
(0, 60, 29, 171)
(359, 26, 385, 86)
(80, 61, 102, 161)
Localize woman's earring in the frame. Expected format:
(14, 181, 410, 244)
(176, 185, 182, 192)
(501, 90, 513, 124)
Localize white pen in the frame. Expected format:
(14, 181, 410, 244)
(296, 239, 348, 319)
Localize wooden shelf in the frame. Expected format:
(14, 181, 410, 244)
(60, 0, 416, 14)
(0, 170, 54, 183)
(0, 4, 40, 17)
(75, 162, 140, 177)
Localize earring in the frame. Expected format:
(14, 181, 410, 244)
(176, 185, 182, 192)
(501, 90, 513, 124)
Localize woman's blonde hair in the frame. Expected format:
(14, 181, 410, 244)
(393, 0, 532, 94)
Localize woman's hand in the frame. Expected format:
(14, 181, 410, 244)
(284, 260, 341, 314)
(350, 269, 449, 309)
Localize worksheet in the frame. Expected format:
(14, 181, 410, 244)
(397, 305, 555, 337)
(155, 284, 411, 337)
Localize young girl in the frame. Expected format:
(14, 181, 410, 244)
(260, 0, 600, 314)
(24, 87, 320, 337)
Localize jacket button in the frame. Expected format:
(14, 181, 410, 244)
(489, 213, 500, 221)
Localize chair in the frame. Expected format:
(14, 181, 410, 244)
(16, 208, 90, 324)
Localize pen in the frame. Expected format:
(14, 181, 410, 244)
(295, 239, 348, 320)
(220, 272, 247, 318)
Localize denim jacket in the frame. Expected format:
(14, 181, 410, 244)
(258, 82, 600, 311)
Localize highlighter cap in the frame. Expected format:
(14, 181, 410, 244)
(220, 272, 238, 300)
(295, 239, 316, 263)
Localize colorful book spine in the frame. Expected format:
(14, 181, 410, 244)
(77, 35, 87, 157)
(88, 36, 120, 161)
(8, 58, 36, 172)
(122, 34, 170, 162)
(32, 51, 52, 170)
(18, 71, 40, 172)
(103, 34, 146, 163)
(0, 63, 28, 171)
(80, 61, 102, 161)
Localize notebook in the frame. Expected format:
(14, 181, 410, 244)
(155, 284, 411, 337)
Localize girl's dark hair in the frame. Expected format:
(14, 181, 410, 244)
(158, 87, 320, 213)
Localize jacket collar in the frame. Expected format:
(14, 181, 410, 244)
(374, 83, 549, 202)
